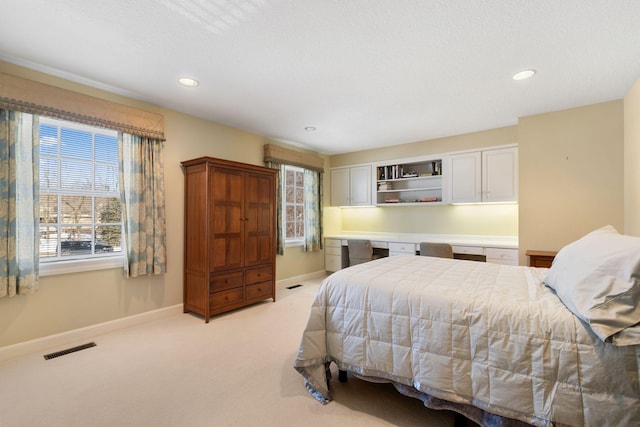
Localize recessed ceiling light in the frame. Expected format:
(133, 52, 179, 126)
(178, 77, 199, 87)
(512, 69, 536, 81)
(304, 126, 316, 131)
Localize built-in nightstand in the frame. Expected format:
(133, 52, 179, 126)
(525, 250, 557, 268)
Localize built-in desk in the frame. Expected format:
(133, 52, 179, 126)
(325, 233, 518, 272)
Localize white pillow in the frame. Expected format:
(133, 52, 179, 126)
(543, 225, 640, 345)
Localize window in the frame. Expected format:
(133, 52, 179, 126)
(39, 118, 122, 266)
(283, 165, 305, 244)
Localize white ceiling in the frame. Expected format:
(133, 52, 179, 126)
(1, 1, 639, 155)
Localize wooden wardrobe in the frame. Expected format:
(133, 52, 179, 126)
(181, 156, 277, 322)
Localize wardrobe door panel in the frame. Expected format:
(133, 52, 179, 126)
(210, 168, 244, 271)
(244, 172, 275, 267)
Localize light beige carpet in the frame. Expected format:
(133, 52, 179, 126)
(0, 277, 458, 427)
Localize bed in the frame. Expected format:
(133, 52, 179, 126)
(294, 226, 640, 426)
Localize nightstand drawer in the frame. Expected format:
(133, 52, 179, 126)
(526, 250, 557, 268)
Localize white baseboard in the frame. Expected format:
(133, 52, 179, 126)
(0, 304, 183, 363)
(276, 270, 327, 288)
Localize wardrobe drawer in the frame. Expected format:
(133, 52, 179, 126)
(246, 265, 273, 285)
(210, 272, 243, 292)
(246, 281, 273, 300)
(210, 288, 243, 307)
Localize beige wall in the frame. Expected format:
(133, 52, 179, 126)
(328, 126, 519, 237)
(339, 204, 518, 236)
(518, 100, 624, 263)
(0, 62, 324, 347)
(625, 79, 640, 236)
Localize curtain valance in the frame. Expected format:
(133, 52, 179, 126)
(0, 72, 164, 140)
(263, 143, 324, 172)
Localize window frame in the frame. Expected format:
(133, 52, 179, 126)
(38, 117, 124, 276)
(282, 165, 305, 247)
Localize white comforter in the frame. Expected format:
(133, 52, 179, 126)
(294, 256, 640, 427)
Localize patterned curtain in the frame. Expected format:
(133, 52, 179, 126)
(0, 110, 39, 297)
(303, 169, 323, 252)
(265, 161, 284, 255)
(119, 133, 167, 277)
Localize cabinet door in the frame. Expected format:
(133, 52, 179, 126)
(244, 171, 275, 267)
(330, 168, 350, 206)
(349, 165, 372, 206)
(209, 167, 244, 271)
(483, 147, 518, 203)
(449, 152, 481, 203)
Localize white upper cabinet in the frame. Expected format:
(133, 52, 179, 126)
(349, 165, 373, 206)
(330, 168, 350, 206)
(449, 152, 482, 203)
(448, 146, 518, 204)
(330, 164, 372, 206)
(482, 147, 518, 203)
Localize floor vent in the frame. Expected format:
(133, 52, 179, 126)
(44, 342, 97, 360)
(286, 284, 303, 289)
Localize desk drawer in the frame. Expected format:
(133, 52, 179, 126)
(486, 248, 518, 261)
(325, 246, 342, 256)
(452, 245, 484, 256)
(325, 255, 342, 272)
(325, 238, 342, 248)
(388, 242, 416, 254)
(486, 248, 518, 266)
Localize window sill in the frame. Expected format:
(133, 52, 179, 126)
(285, 240, 304, 248)
(40, 256, 124, 277)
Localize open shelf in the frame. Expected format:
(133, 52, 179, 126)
(376, 159, 443, 206)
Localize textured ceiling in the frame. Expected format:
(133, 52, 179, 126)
(1, 0, 639, 155)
